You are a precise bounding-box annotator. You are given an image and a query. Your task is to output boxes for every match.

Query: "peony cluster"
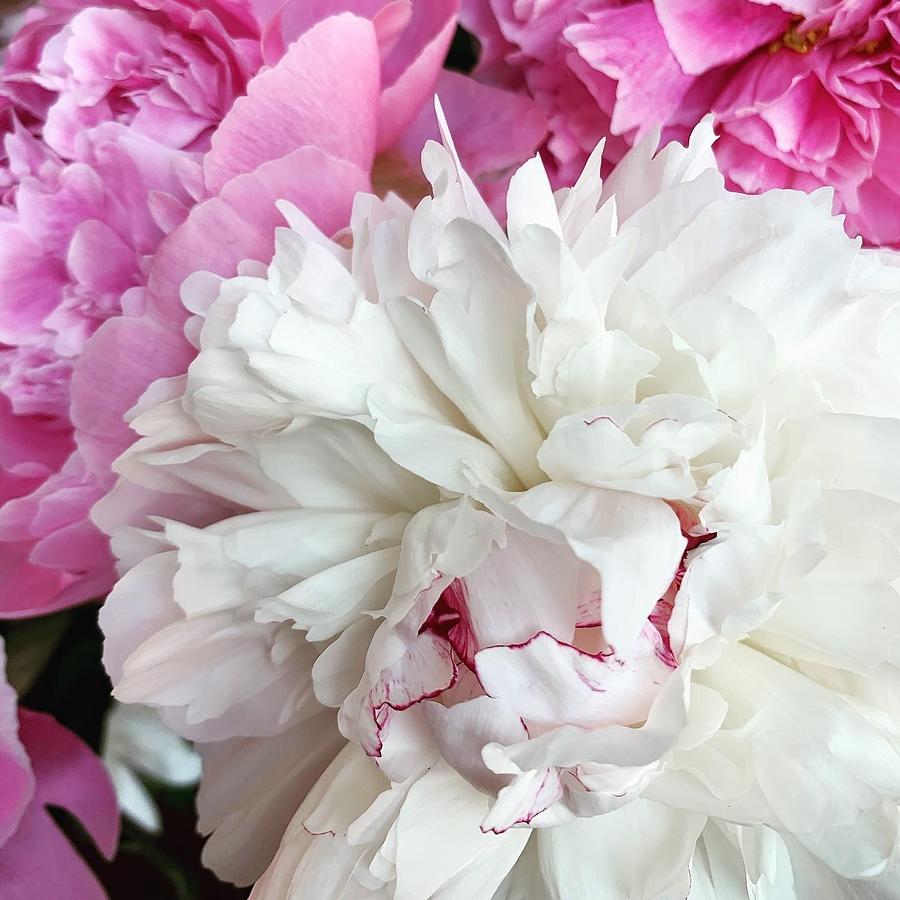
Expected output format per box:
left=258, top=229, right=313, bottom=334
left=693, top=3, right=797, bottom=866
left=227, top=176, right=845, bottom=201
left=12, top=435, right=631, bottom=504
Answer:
left=3, top=0, right=900, bottom=896
left=461, top=0, right=900, bottom=248
left=0, top=0, right=546, bottom=890
left=100, top=113, right=900, bottom=896
left=0, top=0, right=545, bottom=619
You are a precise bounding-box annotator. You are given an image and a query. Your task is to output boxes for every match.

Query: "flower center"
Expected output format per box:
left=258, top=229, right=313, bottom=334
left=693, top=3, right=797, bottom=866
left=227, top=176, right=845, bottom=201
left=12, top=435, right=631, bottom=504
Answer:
left=420, top=578, right=478, bottom=668
left=769, top=19, right=828, bottom=55
left=422, top=508, right=716, bottom=672
left=649, top=515, right=716, bottom=667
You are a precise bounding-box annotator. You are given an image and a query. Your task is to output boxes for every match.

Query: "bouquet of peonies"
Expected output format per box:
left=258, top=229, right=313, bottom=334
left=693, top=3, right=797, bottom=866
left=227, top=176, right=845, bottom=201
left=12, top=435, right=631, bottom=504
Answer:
left=1, top=1, right=900, bottom=897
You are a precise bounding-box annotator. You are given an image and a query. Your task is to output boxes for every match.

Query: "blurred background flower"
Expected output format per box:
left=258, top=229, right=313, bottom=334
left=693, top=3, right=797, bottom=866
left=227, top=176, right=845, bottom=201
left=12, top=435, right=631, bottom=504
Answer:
left=102, top=703, right=202, bottom=835
left=1, top=606, right=250, bottom=897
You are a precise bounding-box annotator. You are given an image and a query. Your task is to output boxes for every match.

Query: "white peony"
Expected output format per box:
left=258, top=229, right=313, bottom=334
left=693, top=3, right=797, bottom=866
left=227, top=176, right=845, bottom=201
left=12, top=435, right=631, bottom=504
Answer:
left=99, top=107, right=900, bottom=897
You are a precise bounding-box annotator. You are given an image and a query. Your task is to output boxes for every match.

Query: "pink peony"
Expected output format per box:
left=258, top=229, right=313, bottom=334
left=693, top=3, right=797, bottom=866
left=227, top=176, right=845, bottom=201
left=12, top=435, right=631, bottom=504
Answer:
left=0, top=639, right=119, bottom=897
left=0, top=0, right=263, bottom=616
left=462, top=0, right=900, bottom=247
left=0, top=0, right=546, bottom=617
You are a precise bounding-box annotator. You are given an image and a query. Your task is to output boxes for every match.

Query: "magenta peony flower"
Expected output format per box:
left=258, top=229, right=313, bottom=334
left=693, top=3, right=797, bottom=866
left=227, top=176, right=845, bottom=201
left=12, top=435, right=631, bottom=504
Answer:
left=0, top=640, right=119, bottom=898
left=0, top=0, right=547, bottom=617
left=462, top=0, right=900, bottom=247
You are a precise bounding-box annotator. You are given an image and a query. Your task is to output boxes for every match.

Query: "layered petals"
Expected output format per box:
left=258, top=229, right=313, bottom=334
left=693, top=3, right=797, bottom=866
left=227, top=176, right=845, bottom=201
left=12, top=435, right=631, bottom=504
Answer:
left=463, top=0, right=900, bottom=248
left=1, top=0, right=545, bottom=618
left=102, top=108, right=900, bottom=897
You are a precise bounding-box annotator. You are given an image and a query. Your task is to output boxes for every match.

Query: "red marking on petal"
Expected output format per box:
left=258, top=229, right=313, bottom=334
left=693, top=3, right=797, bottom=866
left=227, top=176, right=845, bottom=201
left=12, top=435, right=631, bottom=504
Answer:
left=420, top=578, right=479, bottom=668
left=576, top=589, right=602, bottom=628
left=480, top=769, right=563, bottom=834
left=650, top=505, right=717, bottom=667
left=583, top=414, right=619, bottom=427
left=365, top=632, right=459, bottom=759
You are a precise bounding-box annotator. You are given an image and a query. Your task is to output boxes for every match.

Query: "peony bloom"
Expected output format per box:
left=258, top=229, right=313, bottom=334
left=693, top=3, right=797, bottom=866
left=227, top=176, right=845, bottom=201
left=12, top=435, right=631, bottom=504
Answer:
left=461, top=0, right=900, bottom=248
left=0, top=0, right=546, bottom=617
left=100, top=112, right=900, bottom=896
left=0, top=0, right=263, bottom=615
left=0, top=639, right=119, bottom=897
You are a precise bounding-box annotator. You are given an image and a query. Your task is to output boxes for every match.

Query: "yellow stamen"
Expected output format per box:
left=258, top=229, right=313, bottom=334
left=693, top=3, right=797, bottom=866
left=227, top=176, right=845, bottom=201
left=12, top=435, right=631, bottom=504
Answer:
left=769, top=18, right=828, bottom=54
left=858, top=38, right=884, bottom=55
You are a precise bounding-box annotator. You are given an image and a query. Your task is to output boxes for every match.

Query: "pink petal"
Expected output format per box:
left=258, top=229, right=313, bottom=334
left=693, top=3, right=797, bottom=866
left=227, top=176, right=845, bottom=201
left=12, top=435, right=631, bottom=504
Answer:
left=152, top=146, right=369, bottom=322
left=850, top=174, right=900, bottom=247
left=71, top=316, right=193, bottom=479
left=376, top=0, right=457, bottom=150
left=395, top=70, right=547, bottom=208
left=0, top=395, right=70, bottom=475
left=30, top=519, right=110, bottom=572
left=19, top=711, right=119, bottom=857
left=0, top=227, right=66, bottom=345
left=566, top=4, right=698, bottom=139
left=0, top=807, right=106, bottom=900
left=372, top=0, right=414, bottom=56
left=716, top=130, right=800, bottom=194
left=204, top=14, right=380, bottom=194
left=0, top=546, right=77, bottom=620
left=0, top=711, right=118, bottom=900
left=654, top=0, right=791, bottom=75
left=14, top=163, right=106, bottom=254
left=259, top=0, right=387, bottom=62
left=459, top=0, right=519, bottom=78
left=72, top=146, right=368, bottom=478
left=66, top=219, right=140, bottom=294
left=714, top=48, right=815, bottom=118
left=870, top=106, right=900, bottom=196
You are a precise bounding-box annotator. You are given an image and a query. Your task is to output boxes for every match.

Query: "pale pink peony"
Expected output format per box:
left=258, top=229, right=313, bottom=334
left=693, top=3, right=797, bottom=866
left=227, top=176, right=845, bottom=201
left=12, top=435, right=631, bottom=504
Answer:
left=462, top=0, right=900, bottom=247
left=0, top=639, right=119, bottom=898
left=0, top=0, right=547, bottom=617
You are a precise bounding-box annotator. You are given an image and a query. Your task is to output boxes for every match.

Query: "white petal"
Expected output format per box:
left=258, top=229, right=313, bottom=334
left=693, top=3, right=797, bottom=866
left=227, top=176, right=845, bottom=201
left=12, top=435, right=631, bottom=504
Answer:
left=258, top=546, right=401, bottom=639
left=506, top=154, right=561, bottom=243
left=106, top=761, right=161, bottom=834
left=771, top=413, right=900, bottom=504
left=103, top=703, right=201, bottom=786
left=199, top=712, right=345, bottom=886
left=473, top=480, right=685, bottom=652
left=393, top=763, right=528, bottom=900
left=252, top=419, right=438, bottom=513
left=422, top=696, right=528, bottom=794
left=475, top=631, right=670, bottom=730
left=460, top=527, right=587, bottom=650
left=538, top=395, right=741, bottom=500
left=537, top=800, right=706, bottom=900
